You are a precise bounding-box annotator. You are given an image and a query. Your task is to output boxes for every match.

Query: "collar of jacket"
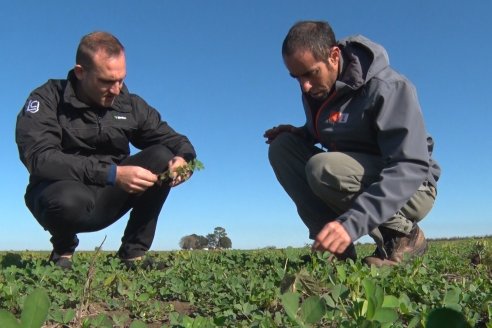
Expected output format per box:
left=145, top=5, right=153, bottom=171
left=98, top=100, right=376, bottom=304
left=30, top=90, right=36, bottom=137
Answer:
left=62, top=70, right=133, bottom=113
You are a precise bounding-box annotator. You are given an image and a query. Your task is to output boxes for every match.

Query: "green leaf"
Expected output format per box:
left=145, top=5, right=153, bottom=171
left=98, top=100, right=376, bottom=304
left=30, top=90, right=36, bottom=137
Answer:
left=89, top=314, right=112, bottom=328
left=62, top=309, right=76, bottom=324
left=299, top=295, right=325, bottom=324
left=103, top=273, right=116, bottom=287
left=324, top=294, right=336, bottom=308
left=50, top=308, right=75, bottom=325
left=443, top=287, right=462, bottom=311
left=362, top=278, right=375, bottom=297
left=372, top=307, right=398, bottom=323
left=280, top=292, right=300, bottom=321
left=330, top=283, right=348, bottom=301
left=137, top=292, right=150, bottom=302
left=20, top=288, right=50, bottom=328
left=426, top=308, right=471, bottom=328
left=0, top=310, right=21, bottom=328
left=382, top=295, right=399, bottom=308
left=398, top=293, right=412, bottom=314
left=407, top=315, right=421, bottom=328
left=129, top=320, right=148, bottom=328
left=362, top=279, right=376, bottom=319
left=336, top=264, right=347, bottom=283
left=284, top=247, right=299, bottom=262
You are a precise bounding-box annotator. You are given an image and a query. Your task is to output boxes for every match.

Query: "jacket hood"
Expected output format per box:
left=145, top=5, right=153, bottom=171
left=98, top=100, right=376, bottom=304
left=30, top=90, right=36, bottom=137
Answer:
left=336, top=35, right=390, bottom=92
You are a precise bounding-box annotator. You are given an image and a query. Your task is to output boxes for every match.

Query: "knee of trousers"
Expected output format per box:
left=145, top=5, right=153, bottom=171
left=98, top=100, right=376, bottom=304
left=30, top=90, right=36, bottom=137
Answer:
left=305, top=152, right=360, bottom=196
left=125, top=145, right=175, bottom=173
left=35, top=185, right=95, bottom=230
left=268, top=133, right=306, bottom=167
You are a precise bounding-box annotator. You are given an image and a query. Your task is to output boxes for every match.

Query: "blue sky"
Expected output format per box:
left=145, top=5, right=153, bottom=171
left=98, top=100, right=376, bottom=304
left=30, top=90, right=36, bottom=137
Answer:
left=1, top=1, right=491, bottom=251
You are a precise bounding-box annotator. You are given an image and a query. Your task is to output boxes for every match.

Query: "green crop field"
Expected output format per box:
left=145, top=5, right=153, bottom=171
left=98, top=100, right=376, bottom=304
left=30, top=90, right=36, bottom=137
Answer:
left=0, top=237, right=491, bottom=327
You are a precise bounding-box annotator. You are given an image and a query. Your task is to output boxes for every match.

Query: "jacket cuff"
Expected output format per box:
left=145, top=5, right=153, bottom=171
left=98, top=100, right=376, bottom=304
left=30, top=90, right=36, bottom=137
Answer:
left=106, top=164, right=117, bottom=185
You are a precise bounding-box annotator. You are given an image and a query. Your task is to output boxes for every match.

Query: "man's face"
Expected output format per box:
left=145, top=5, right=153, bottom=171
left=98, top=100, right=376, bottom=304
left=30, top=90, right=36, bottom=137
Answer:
left=283, top=48, right=339, bottom=100
left=74, top=50, right=127, bottom=108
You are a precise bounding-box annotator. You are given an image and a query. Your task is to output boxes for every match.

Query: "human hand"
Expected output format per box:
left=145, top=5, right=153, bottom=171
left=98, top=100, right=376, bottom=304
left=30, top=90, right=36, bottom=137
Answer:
left=312, top=221, right=352, bottom=255
left=166, top=156, right=190, bottom=187
left=116, top=165, right=158, bottom=194
left=263, top=124, right=303, bottom=144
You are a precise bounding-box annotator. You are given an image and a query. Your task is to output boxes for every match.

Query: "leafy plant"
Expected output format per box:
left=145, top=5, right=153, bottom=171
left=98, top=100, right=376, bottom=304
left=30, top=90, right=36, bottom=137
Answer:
left=158, top=158, right=204, bottom=183
left=0, top=237, right=491, bottom=327
left=0, top=288, right=50, bottom=328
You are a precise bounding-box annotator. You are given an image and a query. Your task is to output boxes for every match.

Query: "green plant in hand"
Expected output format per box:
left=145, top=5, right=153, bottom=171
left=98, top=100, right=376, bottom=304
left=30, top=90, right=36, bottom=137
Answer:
left=158, top=159, right=204, bottom=184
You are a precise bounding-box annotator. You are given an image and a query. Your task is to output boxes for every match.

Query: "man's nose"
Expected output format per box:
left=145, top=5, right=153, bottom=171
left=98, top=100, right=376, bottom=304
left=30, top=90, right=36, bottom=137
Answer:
left=300, top=79, right=312, bottom=93
left=109, top=81, right=122, bottom=95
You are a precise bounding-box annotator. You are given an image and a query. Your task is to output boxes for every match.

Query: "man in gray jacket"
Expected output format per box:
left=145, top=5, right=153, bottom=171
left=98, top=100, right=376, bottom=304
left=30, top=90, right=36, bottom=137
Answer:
left=16, top=31, right=196, bottom=269
left=264, top=21, right=440, bottom=266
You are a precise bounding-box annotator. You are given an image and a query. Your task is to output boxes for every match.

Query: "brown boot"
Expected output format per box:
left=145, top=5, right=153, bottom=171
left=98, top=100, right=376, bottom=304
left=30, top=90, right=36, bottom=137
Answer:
left=363, top=225, right=428, bottom=267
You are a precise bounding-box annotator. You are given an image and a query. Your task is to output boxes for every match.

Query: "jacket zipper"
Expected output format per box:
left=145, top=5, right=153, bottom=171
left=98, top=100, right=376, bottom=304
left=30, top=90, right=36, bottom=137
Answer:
left=312, top=91, right=337, bottom=140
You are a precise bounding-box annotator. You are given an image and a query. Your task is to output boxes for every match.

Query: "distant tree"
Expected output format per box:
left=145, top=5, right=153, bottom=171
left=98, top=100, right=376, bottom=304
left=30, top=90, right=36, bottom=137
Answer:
left=179, top=235, right=194, bottom=249
left=207, top=227, right=230, bottom=249
left=197, top=235, right=209, bottom=249
left=180, top=234, right=209, bottom=250
left=206, top=233, right=217, bottom=249
left=182, top=227, right=231, bottom=250
left=218, top=236, right=232, bottom=249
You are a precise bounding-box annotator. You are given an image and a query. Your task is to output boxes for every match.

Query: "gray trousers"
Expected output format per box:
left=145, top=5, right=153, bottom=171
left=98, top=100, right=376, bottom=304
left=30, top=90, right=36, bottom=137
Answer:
left=268, top=133, right=436, bottom=246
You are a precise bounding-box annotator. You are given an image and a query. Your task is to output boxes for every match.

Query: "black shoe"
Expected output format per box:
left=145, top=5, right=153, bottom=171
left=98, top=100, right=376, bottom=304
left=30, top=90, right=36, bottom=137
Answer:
left=48, top=251, right=73, bottom=269
left=119, top=256, right=143, bottom=270
left=119, top=255, right=153, bottom=270
left=119, top=255, right=168, bottom=270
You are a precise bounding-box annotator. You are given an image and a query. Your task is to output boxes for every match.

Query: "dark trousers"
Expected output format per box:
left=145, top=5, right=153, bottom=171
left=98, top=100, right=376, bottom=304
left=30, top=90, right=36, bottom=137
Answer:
left=25, top=145, right=174, bottom=259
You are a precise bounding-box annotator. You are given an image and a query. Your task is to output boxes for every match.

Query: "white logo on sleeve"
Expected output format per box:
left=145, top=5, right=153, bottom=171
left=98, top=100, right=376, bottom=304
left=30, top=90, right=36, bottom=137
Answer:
left=339, top=113, right=349, bottom=123
left=25, top=100, right=40, bottom=113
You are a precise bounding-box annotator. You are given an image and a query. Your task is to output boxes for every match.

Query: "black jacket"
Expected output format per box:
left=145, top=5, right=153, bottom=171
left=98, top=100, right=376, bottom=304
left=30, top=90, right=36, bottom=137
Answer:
left=16, top=70, right=196, bottom=191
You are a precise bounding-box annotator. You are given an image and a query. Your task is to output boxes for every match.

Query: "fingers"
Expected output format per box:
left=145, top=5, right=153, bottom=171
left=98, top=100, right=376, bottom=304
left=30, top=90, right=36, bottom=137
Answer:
left=312, top=221, right=351, bottom=255
left=168, top=173, right=189, bottom=187
left=168, top=156, right=186, bottom=171
left=264, top=124, right=300, bottom=144
left=166, top=156, right=192, bottom=187
left=116, top=165, right=158, bottom=194
left=264, top=125, right=290, bottom=143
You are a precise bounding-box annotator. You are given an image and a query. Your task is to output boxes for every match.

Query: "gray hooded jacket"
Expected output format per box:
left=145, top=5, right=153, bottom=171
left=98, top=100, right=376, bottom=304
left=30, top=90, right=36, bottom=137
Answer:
left=301, top=35, right=441, bottom=241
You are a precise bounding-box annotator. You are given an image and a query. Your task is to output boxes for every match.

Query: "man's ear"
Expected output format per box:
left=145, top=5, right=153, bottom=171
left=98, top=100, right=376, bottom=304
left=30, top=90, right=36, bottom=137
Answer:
left=74, top=64, right=84, bottom=80
left=328, top=46, right=340, bottom=65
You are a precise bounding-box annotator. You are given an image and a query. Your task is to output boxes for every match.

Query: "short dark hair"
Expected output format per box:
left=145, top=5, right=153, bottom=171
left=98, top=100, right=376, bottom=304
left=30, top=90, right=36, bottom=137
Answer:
left=282, top=21, right=336, bottom=61
left=76, top=31, right=125, bottom=69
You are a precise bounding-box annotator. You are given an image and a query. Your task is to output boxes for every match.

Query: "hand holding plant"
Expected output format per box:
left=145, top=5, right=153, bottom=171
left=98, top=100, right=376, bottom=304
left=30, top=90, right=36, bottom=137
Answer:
left=158, top=158, right=204, bottom=187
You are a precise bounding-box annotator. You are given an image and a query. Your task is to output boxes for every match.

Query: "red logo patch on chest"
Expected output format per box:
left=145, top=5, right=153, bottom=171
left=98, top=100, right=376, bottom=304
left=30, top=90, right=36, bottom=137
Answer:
left=328, top=111, right=349, bottom=123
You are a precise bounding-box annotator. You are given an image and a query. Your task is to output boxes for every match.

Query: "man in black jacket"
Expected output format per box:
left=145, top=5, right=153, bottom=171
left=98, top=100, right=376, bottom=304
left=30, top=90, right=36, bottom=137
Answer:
left=16, top=31, right=196, bottom=268
left=265, top=21, right=440, bottom=266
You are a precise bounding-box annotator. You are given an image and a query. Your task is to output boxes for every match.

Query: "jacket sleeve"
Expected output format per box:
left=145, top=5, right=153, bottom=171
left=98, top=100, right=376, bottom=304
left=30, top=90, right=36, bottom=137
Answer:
left=338, top=78, right=430, bottom=241
left=15, top=87, right=111, bottom=186
left=130, top=96, right=196, bottom=162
